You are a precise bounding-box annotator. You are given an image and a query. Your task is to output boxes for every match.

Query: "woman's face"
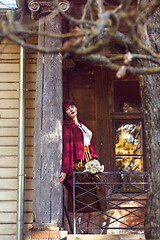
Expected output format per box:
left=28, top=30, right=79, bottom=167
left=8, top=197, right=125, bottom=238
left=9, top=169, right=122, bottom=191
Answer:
left=65, top=105, right=77, bottom=119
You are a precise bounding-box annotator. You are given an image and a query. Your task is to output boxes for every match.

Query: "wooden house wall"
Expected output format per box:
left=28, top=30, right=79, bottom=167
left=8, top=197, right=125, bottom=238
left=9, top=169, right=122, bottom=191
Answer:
left=63, top=62, right=96, bottom=141
left=63, top=63, right=113, bottom=171
left=0, top=39, right=36, bottom=239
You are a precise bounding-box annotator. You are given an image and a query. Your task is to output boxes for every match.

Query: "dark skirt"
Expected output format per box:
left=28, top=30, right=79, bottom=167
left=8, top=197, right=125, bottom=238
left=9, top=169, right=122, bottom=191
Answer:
left=67, top=148, right=107, bottom=213
left=67, top=173, right=107, bottom=213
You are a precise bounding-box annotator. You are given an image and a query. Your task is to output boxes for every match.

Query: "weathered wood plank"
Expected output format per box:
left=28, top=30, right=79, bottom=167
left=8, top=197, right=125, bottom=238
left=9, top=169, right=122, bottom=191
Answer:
left=0, top=110, right=18, bottom=119
left=0, top=100, right=18, bottom=108
left=0, top=201, right=32, bottom=212
left=0, top=201, right=17, bottom=212
left=26, top=73, right=37, bottom=82
left=67, top=235, right=145, bottom=240
left=0, top=179, right=17, bottom=189
left=25, top=168, right=33, bottom=178
left=0, top=91, right=19, bottom=99
left=24, top=201, right=33, bottom=212
left=33, top=15, right=63, bottom=226
left=0, top=236, right=16, bottom=240
left=95, top=67, right=112, bottom=170
left=0, top=119, right=18, bottom=127
left=26, top=91, right=35, bottom=99
left=24, top=190, right=33, bottom=201
left=26, top=64, right=37, bottom=73
left=26, top=83, right=36, bottom=91
left=0, top=147, right=18, bottom=156
left=0, top=212, right=33, bottom=223
left=0, top=128, right=18, bottom=137
left=25, top=119, right=34, bottom=127
left=24, top=179, right=33, bottom=190
left=0, top=83, right=35, bottom=92
left=0, top=157, right=18, bottom=167
left=26, top=100, right=35, bottom=109
left=25, top=128, right=34, bottom=137
left=24, top=157, right=33, bottom=167
left=1, top=40, right=19, bottom=52
left=25, top=147, right=34, bottom=156
left=25, top=137, right=34, bottom=146
left=0, top=137, right=18, bottom=145
left=0, top=73, right=19, bottom=82
left=0, top=190, right=17, bottom=200
left=0, top=156, right=33, bottom=167
left=0, top=146, right=33, bottom=157
left=0, top=53, right=19, bottom=60
left=0, top=64, right=19, bottom=73
left=0, top=127, right=34, bottom=137
left=0, top=83, right=19, bottom=90
left=0, top=168, right=17, bottom=178
left=26, top=109, right=35, bottom=118
left=0, top=224, right=16, bottom=234
left=0, top=179, right=33, bottom=190
left=67, top=235, right=118, bottom=240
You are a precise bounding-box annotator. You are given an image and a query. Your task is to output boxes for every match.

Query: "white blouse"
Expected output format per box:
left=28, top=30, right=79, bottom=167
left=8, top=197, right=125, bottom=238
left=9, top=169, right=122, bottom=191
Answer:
left=76, top=123, right=92, bottom=146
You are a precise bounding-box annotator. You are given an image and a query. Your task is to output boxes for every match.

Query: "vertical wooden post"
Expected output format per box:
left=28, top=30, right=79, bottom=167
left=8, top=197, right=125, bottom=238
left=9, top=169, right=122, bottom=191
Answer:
left=33, top=14, right=63, bottom=229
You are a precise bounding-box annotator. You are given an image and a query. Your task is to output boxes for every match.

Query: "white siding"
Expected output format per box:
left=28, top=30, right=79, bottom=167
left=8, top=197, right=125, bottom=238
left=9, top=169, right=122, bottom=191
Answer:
left=0, top=38, right=37, bottom=239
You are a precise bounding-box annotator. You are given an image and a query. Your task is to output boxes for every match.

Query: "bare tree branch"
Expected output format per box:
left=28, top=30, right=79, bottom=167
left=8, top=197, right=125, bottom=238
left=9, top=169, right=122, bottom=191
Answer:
left=0, top=0, right=160, bottom=76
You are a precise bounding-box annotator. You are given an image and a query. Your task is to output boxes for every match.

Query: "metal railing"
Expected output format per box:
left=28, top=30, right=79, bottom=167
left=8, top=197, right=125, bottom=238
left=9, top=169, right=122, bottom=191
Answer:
left=72, top=172, right=148, bottom=234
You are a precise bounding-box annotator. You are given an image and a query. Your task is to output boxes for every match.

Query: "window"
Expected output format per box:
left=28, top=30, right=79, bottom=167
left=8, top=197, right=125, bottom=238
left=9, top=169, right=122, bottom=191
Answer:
left=114, top=81, right=141, bottom=113
left=113, top=120, right=144, bottom=173
left=112, top=80, right=145, bottom=190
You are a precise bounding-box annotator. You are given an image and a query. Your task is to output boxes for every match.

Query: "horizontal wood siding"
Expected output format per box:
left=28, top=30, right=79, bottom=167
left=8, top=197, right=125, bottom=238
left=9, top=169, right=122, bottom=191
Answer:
left=0, top=39, right=37, bottom=238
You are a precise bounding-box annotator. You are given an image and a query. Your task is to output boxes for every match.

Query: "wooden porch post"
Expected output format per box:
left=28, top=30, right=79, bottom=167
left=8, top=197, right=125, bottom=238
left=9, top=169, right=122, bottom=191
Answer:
left=33, top=14, right=63, bottom=230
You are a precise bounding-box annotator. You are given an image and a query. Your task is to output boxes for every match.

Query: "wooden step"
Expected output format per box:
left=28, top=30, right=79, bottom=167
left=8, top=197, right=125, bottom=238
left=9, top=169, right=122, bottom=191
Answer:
left=67, top=234, right=145, bottom=240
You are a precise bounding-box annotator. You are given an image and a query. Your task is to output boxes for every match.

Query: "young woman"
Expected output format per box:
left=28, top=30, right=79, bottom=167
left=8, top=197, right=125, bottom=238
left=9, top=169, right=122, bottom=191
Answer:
left=59, top=100, right=98, bottom=189
left=59, top=100, right=100, bottom=233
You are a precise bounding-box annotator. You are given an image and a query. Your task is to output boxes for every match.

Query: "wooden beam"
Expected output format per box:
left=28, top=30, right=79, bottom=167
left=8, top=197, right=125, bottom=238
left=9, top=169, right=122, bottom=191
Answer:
left=33, top=14, right=63, bottom=228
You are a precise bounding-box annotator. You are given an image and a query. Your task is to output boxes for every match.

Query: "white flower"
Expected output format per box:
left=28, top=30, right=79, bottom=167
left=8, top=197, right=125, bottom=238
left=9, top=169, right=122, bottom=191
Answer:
left=90, top=168, right=97, bottom=174
left=85, top=165, right=91, bottom=172
left=84, top=160, right=104, bottom=174
left=93, top=160, right=100, bottom=169
left=89, top=161, right=95, bottom=168
left=99, top=165, right=104, bottom=172
left=85, top=162, right=90, bottom=168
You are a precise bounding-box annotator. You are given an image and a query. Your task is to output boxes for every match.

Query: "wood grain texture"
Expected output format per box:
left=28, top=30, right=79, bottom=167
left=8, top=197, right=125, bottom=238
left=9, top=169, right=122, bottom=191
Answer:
left=33, top=15, right=63, bottom=227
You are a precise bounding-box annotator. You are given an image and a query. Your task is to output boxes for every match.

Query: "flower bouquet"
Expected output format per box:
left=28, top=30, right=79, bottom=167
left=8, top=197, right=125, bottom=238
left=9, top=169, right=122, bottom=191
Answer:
left=84, top=159, right=104, bottom=174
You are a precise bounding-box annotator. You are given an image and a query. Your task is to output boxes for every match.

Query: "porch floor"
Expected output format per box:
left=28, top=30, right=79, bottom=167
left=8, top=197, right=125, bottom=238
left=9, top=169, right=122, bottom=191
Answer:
left=66, top=234, right=145, bottom=240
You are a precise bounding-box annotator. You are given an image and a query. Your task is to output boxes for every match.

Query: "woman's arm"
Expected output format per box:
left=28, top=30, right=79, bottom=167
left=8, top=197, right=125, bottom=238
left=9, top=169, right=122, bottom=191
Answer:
left=59, top=125, right=71, bottom=183
left=61, top=124, right=70, bottom=173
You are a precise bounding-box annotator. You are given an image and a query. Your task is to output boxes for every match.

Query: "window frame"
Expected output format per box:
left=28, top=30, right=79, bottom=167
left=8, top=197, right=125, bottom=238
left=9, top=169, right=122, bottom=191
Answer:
left=111, top=113, right=146, bottom=173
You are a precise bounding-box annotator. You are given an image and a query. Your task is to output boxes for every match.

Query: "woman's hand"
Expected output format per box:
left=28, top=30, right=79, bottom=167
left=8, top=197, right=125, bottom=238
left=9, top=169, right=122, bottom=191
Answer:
left=59, top=172, right=67, bottom=183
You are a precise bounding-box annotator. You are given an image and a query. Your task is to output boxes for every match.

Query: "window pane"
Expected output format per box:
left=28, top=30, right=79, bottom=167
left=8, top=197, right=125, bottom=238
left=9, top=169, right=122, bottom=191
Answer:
left=114, top=81, right=141, bottom=112
left=116, top=156, right=143, bottom=172
left=115, top=121, right=143, bottom=156
left=114, top=120, right=145, bottom=191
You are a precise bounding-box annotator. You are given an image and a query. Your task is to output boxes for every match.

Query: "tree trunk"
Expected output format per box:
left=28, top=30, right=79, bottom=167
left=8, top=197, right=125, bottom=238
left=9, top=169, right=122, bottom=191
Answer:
left=138, top=3, right=160, bottom=239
